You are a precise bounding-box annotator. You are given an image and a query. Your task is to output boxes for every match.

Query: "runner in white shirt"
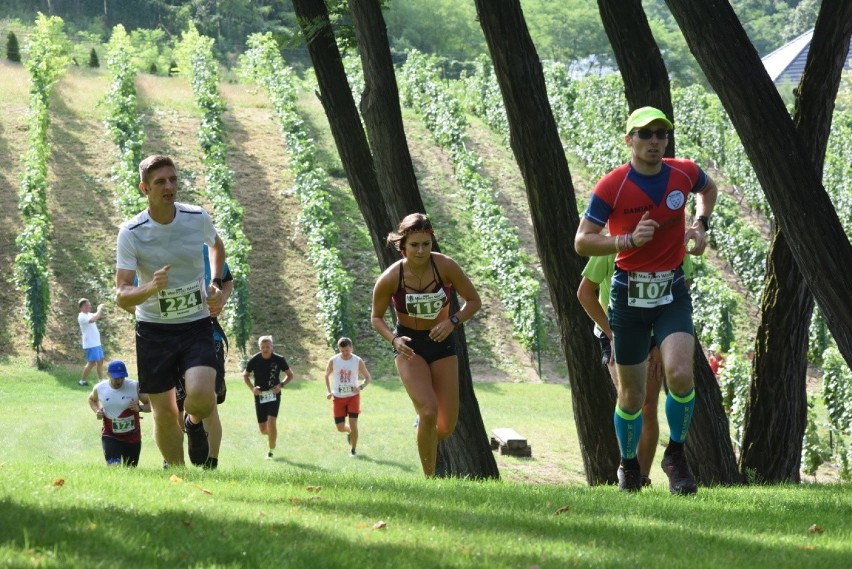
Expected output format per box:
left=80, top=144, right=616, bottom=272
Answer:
left=324, top=337, right=372, bottom=457
left=77, top=298, right=106, bottom=386
left=115, top=155, right=227, bottom=468
left=87, top=360, right=151, bottom=466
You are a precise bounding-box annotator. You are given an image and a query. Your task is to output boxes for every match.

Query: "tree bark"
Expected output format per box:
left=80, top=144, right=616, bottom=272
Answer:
left=475, top=0, right=620, bottom=485
left=740, top=1, right=852, bottom=483
left=664, top=0, right=852, bottom=371
left=347, top=0, right=423, bottom=220
left=346, top=0, right=498, bottom=479
left=688, top=339, right=741, bottom=483
left=292, top=0, right=396, bottom=269
left=596, top=0, right=675, bottom=158
left=597, top=0, right=739, bottom=486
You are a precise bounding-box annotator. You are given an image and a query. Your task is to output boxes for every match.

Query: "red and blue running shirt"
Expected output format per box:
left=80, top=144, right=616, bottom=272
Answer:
left=584, top=158, right=709, bottom=275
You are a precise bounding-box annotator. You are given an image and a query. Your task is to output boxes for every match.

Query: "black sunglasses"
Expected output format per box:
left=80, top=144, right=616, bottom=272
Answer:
left=631, top=128, right=671, bottom=140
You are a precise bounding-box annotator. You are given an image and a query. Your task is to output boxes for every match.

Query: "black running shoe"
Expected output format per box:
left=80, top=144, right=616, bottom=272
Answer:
left=618, top=465, right=643, bottom=492
left=184, top=413, right=209, bottom=466
left=661, top=451, right=698, bottom=495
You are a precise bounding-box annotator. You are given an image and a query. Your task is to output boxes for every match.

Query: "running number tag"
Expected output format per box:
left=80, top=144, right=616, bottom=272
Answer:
left=628, top=271, right=674, bottom=308
left=111, top=416, right=136, bottom=434
left=338, top=384, right=355, bottom=395
left=259, top=390, right=276, bottom=404
left=405, top=291, right=446, bottom=320
left=158, top=280, right=204, bottom=320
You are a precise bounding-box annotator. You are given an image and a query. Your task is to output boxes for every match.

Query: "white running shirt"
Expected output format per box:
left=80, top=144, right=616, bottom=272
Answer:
left=78, top=312, right=101, bottom=349
left=116, top=203, right=218, bottom=324
left=330, top=354, right=362, bottom=398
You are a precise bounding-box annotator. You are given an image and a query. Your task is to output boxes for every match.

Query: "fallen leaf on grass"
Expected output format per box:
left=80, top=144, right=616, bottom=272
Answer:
left=87, top=523, right=97, bottom=531
left=52, top=478, right=65, bottom=488
left=289, top=498, right=302, bottom=505
left=190, top=484, right=213, bottom=495
left=808, top=524, right=824, bottom=534
left=170, top=474, right=183, bottom=483
left=554, top=505, right=571, bottom=515
left=798, top=545, right=816, bottom=551
left=306, top=485, right=321, bottom=492
left=373, top=520, right=387, bottom=530
left=182, top=520, right=192, bottom=528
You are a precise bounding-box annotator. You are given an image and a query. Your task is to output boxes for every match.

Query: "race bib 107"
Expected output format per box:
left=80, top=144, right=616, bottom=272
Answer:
left=627, top=270, right=674, bottom=308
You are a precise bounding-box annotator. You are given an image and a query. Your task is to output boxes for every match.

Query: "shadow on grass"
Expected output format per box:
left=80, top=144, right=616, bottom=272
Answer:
left=1, top=473, right=849, bottom=568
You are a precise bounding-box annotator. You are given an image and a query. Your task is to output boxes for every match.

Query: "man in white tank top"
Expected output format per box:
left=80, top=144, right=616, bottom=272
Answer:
left=324, top=337, right=372, bottom=457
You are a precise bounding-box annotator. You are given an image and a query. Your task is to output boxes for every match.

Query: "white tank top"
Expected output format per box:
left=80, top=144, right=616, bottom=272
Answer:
left=96, top=379, right=139, bottom=420
left=330, top=354, right=361, bottom=398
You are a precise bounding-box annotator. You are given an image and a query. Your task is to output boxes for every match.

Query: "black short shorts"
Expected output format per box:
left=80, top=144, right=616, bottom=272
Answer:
left=255, top=395, right=281, bottom=423
left=136, top=318, right=217, bottom=395
left=393, top=324, right=457, bottom=364
left=102, top=437, right=141, bottom=467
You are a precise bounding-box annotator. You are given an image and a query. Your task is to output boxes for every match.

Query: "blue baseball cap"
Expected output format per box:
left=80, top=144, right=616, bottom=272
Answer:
left=107, top=360, right=128, bottom=378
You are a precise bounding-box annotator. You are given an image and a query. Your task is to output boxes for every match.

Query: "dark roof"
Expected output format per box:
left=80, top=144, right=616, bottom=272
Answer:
left=762, top=29, right=852, bottom=85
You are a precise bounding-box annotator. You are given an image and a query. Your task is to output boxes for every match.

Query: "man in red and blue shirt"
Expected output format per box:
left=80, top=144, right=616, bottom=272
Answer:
left=575, top=106, right=718, bottom=494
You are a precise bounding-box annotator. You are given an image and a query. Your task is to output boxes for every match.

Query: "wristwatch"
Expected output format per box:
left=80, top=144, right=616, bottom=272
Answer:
left=697, top=216, right=710, bottom=232
left=450, top=314, right=461, bottom=328
left=212, top=277, right=224, bottom=289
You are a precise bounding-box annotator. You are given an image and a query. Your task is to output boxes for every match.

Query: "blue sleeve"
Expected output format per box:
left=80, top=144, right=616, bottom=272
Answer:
left=692, top=168, right=709, bottom=193
left=583, top=194, right=612, bottom=227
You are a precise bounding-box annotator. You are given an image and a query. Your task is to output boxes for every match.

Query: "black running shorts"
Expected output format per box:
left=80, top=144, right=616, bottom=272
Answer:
left=102, top=437, right=141, bottom=467
left=136, top=318, right=217, bottom=394
left=393, top=324, right=457, bottom=364
left=255, top=394, right=281, bottom=423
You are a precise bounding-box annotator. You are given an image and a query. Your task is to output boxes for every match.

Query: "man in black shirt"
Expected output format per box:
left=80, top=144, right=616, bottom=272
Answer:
left=243, top=335, right=294, bottom=459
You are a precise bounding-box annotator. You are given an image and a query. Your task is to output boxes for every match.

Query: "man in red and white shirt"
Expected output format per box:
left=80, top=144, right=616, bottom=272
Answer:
left=88, top=360, right=150, bottom=466
left=324, top=337, right=372, bottom=457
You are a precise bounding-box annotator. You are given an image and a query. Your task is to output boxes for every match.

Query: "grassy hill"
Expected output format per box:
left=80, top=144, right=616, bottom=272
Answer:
left=0, top=61, right=575, bottom=382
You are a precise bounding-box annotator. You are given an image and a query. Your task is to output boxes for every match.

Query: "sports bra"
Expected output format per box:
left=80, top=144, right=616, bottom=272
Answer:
left=392, top=255, right=452, bottom=319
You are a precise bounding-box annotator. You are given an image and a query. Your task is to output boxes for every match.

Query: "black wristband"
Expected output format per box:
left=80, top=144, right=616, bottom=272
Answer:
left=697, top=216, right=710, bottom=232
left=212, top=277, right=224, bottom=288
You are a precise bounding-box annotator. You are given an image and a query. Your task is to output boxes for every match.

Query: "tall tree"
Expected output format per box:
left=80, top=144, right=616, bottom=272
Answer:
left=597, top=0, right=675, bottom=157
left=597, top=0, right=739, bottom=485
left=346, top=0, right=423, bottom=219
left=474, top=0, right=620, bottom=484
left=739, top=1, right=852, bottom=483
left=298, top=0, right=498, bottom=478
left=663, top=0, right=852, bottom=421
left=291, top=0, right=395, bottom=268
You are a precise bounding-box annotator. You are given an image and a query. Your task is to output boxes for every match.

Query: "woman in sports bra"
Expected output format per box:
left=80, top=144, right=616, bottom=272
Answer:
left=371, top=213, right=481, bottom=476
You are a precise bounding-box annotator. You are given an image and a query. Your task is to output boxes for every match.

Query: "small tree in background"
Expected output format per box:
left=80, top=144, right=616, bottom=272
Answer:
left=88, top=47, right=99, bottom=67
left=6, top=31, right=21, bottom=62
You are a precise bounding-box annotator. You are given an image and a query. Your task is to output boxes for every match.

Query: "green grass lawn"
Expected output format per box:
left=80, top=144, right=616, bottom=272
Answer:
left=1, top=361, right=850, bottom=568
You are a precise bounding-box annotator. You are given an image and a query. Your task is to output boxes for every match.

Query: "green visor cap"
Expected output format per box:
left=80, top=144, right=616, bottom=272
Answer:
left=625, top=106, right=674, bottom=135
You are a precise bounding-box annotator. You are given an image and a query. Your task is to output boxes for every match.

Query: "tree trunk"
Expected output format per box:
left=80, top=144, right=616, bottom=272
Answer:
left=475, top=0, right=620, bottom=485
left=596, top=0, right=675, bottom=158
left=347, top=0, right=423, bottom=219
left=346, top=0, right=499, bottom=479
left=292, top=0, right=396, bottom=269
left=740, top=1, right=852, bottom=483
left=664, top=0, right=852, bottom=371
left=598, top=0, right=739, bottom=485
left=688, top=339, right=741, bottom=483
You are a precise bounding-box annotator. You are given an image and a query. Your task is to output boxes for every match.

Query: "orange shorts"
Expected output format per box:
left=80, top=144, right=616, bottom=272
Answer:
left=333, top=393, right=361, bottom=421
